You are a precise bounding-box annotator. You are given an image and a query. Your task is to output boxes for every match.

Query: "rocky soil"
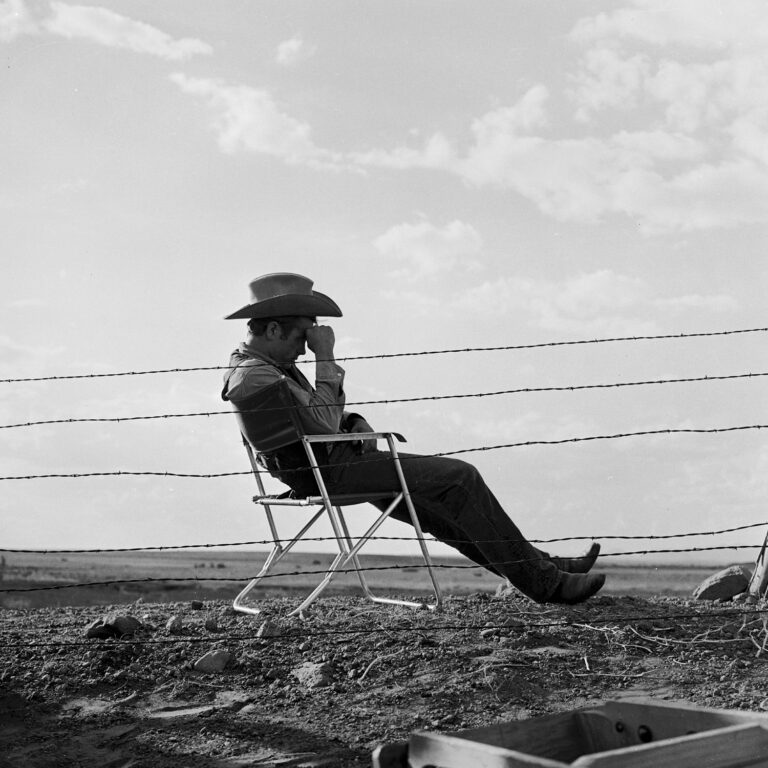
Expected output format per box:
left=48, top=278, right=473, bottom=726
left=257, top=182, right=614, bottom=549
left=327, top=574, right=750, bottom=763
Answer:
left=2, top=592, right=768, bottom=767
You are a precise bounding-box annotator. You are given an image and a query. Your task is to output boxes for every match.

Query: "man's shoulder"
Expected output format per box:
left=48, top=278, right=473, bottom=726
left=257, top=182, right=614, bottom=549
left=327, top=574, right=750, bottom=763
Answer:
left=224, top=348, right=284, bottom=401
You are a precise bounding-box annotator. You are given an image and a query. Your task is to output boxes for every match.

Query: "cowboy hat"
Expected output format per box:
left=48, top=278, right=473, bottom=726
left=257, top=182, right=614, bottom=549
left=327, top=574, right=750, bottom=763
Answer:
left=224, top=273, right=342, bottom=320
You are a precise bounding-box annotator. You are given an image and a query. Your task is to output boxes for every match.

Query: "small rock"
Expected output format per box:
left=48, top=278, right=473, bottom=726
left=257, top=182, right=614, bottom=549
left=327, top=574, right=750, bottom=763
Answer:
left=291, top=661, right=333, bottom=689
left=693, top=565, right=752, bottom=601
left=257, top=619, right=280, bottom=638
left=204, top=617, right=219, bottom=632
left=165, top=616, right=184, bottom=635
left=494, top=579, right=515, bottom=598
left=190, top=600, right=204, bottom=610
left=140, top=614, right=156, bottom=630
left=215, top=690, right=251, bottom=710
left=194, top=650, right=232, bottom=673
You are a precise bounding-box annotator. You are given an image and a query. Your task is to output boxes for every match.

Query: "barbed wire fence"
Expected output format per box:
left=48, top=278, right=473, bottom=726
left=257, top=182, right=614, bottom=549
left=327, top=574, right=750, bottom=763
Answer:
left=2, top=323, right=768, bottom=650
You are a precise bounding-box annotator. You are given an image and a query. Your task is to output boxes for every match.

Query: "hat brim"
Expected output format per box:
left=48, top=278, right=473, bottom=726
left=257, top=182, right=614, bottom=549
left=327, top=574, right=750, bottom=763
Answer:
left=224, top=290, right=342, bottom=320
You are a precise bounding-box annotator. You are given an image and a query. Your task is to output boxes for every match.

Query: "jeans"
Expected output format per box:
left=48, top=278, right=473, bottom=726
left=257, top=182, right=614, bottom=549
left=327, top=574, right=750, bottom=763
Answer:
left=279, top=442, right=561, bottom=603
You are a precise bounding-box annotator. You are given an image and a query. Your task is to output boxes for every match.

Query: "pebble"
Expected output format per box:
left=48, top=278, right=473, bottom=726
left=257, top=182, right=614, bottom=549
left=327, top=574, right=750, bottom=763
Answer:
left=204, top=617, right=219, bottom=632
left=166, top=616, right=184, bottom=635
left=191, top=600, right=204, bottom=610
left=83, top=613, right=142, bottom=639
left=291, top=661, right=333, bottom=689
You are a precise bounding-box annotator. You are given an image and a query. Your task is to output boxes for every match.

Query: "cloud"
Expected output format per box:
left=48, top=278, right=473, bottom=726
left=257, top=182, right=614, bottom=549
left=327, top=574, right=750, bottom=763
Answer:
left=169, top=73, right=347, bottom=170
left=45, top=2, right=211, bottom=59
left=0, top=0, right=36, bottom=41
left=89, top=0, right=765, bottom=234
left=349, top=3, right=768, bottom=233
left=0, top=0, right=211, bottom=59
left=453, top=269, right=736, bottom=334
left=275, top=34, right=316, bottom=66
left=373, top=219, right=483, bottom=280
left=569, top=0, right=768, bottom=49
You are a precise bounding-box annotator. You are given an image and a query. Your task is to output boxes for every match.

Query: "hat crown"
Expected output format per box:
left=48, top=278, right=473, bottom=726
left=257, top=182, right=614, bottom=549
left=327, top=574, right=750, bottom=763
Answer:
left=249, top=273, right=314, bottom=302
left=224, top=272, right=341, bottom=319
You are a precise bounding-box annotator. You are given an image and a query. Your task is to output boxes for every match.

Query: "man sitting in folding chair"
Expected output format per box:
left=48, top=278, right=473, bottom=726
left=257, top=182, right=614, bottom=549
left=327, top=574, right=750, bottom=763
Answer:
left=222, top=273, right=606, bottom=612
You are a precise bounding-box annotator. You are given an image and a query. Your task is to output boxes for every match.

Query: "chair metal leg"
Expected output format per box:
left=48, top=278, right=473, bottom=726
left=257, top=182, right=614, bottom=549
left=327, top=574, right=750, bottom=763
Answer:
left=290, top=493, right=442, bottom=616
left=386, top=435, right=443, bottom=611
left=232, top=505, right=326, bottom=616
left=335, top=505, right=440, bottom=610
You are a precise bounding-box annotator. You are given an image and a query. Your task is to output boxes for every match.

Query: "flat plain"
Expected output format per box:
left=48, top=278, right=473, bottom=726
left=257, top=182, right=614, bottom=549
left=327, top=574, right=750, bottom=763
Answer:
left=0, top=548, right=725, bottom=609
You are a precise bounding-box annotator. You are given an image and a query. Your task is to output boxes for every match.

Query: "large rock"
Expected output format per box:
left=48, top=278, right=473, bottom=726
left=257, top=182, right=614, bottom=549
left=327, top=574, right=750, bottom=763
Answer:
left=693, top=565, right=752, bottom=601
left=105, top=613, right=142, bottom=637
left=84, top=618, right=115, bottom=639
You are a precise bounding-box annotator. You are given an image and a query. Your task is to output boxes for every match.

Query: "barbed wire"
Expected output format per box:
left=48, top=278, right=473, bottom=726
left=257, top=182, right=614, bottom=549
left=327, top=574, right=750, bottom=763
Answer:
left=0, top=607, right=765, bottom=650
left=2, top=521, right=764, bottom=555
left=0, top=544, right=760, bottom=594
left=4, top=370, right=768, bottom=431
left=2, top=422, right=766, bottom=481
left=2, top=325, right=767, bottom=384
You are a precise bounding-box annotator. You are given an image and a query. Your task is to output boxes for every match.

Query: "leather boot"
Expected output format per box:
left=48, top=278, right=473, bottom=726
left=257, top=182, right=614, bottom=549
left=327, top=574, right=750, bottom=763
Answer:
left=550, top=542, right=600, bottom=574
left=549, top=572, right=605, bottom=604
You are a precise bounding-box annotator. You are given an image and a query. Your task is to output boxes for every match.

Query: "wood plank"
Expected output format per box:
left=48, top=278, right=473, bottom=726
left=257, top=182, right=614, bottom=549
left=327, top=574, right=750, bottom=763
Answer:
left=408, top=731, right=568, bottom=768
left=572, top=723, right=768, bottom=768
left=592, top=700, right=768, bottom=745
left=443, top=710, right=590, bottom=762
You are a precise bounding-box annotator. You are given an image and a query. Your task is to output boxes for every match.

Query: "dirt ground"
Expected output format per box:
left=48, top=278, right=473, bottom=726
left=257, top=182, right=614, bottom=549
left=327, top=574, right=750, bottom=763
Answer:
left=2, top=591, right=768, bottom=767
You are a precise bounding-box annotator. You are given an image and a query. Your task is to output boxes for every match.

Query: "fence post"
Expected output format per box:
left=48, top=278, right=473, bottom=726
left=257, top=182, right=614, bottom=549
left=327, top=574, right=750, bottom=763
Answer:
left=748, top=530, right=768, bottom=599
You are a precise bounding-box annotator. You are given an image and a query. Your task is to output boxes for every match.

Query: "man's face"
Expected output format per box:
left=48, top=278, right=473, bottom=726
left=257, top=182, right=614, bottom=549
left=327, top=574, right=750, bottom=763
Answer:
left=271, top=316, right=316, bottom=362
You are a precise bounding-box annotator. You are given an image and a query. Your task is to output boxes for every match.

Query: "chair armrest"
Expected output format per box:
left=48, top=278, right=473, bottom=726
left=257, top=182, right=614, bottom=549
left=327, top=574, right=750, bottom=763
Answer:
left=303, top=432, right=406, bottom=443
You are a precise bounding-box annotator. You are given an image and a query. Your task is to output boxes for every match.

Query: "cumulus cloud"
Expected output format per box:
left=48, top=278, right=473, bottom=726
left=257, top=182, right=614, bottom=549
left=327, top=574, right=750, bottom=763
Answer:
left=373, top=219, right=483, bottom=280
left=350, top=2, right=768, bottom=233
left=275, top=34, right=316, bottom=66
left=453, top=270, right=736, bottom=334
left=0, top=0, right=211, bottom=58
left=569, top=0, right=768, bottom=49
left=169, top=73, right=345, bottom=169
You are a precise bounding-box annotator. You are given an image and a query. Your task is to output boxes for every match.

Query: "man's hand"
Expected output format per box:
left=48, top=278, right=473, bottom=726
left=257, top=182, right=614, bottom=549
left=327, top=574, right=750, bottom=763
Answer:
left=347, top=417, right=377, bottom=453
left=305, top=325, right=335, bottom=358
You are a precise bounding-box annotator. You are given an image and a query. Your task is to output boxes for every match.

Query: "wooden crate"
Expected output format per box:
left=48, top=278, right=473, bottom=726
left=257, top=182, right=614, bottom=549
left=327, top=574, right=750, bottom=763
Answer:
left=372, top=700, right=768, bottom=767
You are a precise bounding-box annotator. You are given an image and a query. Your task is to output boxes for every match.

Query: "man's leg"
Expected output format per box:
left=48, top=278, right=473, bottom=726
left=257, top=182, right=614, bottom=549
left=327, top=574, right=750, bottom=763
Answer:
left=322, top=447, right=563, bottom=602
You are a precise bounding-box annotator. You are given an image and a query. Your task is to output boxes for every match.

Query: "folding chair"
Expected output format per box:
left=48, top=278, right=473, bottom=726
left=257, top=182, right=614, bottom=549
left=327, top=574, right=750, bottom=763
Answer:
left=229, top=377, right=442, bottom=617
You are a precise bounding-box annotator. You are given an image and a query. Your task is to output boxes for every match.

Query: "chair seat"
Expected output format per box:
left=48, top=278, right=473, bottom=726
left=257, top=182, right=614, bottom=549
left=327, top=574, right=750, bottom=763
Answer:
left=254, top=491, right=400, bottom=507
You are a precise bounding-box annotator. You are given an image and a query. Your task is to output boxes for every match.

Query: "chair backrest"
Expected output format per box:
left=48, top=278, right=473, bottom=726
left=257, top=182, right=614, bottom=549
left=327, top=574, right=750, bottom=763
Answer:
left=229, top=378, right=304, bottom=453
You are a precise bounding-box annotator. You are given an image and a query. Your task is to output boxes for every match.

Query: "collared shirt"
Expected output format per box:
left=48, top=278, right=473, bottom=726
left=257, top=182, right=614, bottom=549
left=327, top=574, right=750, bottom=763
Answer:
left=222, top=342, right=347, bottom=436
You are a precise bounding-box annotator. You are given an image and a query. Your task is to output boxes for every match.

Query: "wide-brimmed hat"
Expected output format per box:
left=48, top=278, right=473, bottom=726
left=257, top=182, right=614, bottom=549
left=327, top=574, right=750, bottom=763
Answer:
left=224, top=273, right=342, bottom=320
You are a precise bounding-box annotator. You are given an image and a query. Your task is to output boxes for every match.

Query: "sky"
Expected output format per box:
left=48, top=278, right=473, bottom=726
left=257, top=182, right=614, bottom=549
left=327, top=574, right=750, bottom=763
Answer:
left=2, top=0, right=768, bottom=572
